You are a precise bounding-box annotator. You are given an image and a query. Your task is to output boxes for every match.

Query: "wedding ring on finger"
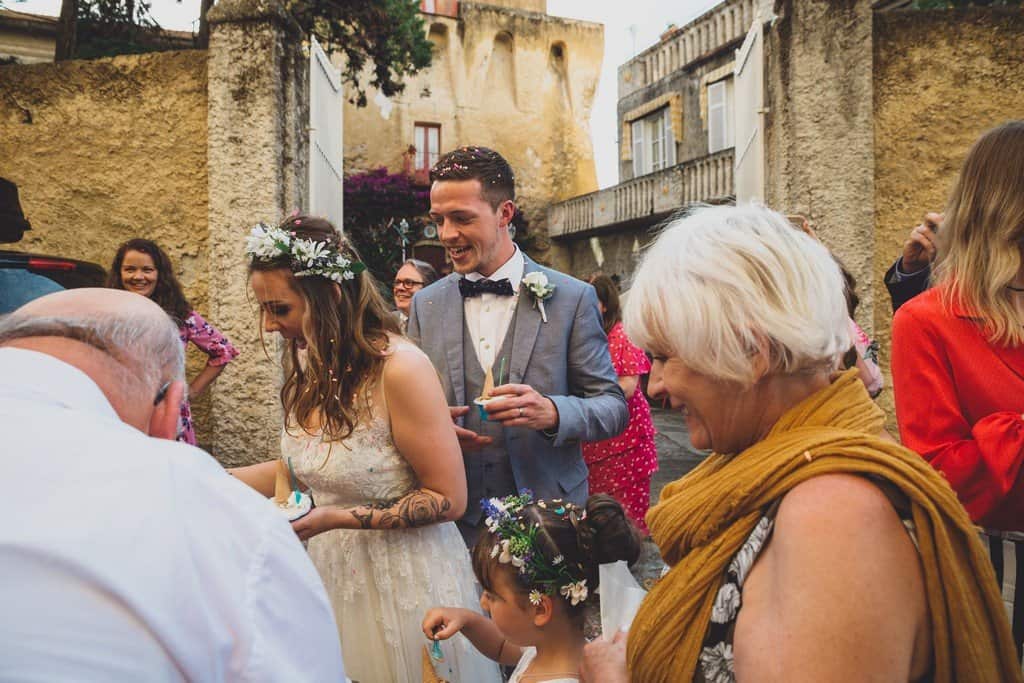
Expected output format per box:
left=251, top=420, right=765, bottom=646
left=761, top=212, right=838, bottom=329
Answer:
left=518, top=407, right=525, bottom=418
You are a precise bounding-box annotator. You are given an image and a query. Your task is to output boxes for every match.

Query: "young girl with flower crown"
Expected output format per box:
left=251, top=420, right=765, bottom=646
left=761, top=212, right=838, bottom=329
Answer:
left=423, top=493, right=641, bottom=682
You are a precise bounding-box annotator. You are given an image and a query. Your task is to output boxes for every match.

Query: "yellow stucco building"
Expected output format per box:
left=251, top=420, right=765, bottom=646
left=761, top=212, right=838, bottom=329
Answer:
left=341, top=0, right=604, bottom=262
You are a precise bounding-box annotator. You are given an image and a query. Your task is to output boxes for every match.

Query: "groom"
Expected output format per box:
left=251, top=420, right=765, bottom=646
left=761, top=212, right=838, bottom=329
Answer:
left=407, top=146, right=628, bottom=544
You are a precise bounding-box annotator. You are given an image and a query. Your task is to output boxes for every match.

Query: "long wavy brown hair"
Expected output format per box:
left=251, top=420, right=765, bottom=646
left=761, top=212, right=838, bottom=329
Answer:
left=106, top=238, right=192, bottom=324
left=249, top=215, right=401, bottom=441
left=934, top=121, right=1024, bottom=346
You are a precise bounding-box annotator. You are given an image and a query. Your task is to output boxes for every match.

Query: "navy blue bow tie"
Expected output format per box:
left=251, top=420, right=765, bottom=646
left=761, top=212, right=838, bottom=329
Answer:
left=458, top=277, right=515, bottom=298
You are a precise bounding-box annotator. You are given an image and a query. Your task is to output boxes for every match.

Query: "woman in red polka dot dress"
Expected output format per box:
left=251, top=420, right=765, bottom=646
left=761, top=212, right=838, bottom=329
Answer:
left=583, top=274, right=658, bottom=535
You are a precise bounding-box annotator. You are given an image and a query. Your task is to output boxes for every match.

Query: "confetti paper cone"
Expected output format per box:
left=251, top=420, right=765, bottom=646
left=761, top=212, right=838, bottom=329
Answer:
left=421, top=645, right=447, bottom=683
left=274, top=459, right=290, bottom=505
left=482, top=365, right=495, bottom=399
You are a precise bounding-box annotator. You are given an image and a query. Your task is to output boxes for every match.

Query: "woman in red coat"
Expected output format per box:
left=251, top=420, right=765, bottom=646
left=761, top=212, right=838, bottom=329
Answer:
left=583, top=274, right=658, bottom=535
left=891, top=120, right=1024, bottom=656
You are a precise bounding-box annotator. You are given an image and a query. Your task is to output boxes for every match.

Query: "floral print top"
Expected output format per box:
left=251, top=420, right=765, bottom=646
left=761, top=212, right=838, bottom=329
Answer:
left=583, top=322, right=656, bottom=461
left=180, top=311, right=239, bottom=367
left=695, top=479, right=919, bottom=683
left=176, top=311, right=239, bottom=445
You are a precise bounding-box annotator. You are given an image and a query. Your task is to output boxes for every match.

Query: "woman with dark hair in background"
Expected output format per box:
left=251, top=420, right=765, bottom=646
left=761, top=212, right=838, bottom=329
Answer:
left=107, top=238, right=238, bottom=444
left=892, top=121, right=1024, bottom=655
left=582, top=273, right=658, bottom=535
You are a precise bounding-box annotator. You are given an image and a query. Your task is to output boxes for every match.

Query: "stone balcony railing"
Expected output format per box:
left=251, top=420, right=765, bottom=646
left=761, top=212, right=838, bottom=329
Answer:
left=619, top=0, right=758, bottom=99
left=548, top=149, right=734, bottom=239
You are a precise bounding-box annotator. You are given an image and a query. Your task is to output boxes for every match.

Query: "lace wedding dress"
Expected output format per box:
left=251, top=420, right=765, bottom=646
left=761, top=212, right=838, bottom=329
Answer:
left=283, top=352, right=500, bottom=683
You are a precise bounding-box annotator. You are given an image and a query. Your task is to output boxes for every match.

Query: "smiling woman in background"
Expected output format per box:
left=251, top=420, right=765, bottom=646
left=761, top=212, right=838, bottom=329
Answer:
left=107, top=238, right=239, bottom=444
left=393, top=258, right=438, bottom=332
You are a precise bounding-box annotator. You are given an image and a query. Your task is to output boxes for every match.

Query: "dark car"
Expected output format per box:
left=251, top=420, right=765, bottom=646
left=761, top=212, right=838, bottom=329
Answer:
left=0, top=178, right=107, bottom=313
left=0, top=250, right=107, bottom=313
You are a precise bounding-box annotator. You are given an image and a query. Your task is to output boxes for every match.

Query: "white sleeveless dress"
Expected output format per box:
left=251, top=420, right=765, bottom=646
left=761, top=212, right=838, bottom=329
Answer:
left=282, top=352, right=500, bottom=683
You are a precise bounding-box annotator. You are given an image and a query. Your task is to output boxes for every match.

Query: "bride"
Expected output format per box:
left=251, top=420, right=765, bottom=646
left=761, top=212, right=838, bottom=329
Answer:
left=230, top=215, right=500, bottom=683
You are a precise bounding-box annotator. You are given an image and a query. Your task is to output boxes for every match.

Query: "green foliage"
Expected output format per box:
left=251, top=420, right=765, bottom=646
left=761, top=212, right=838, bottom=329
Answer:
left=342, top=168, right=430, bottom=286
left=286, top=0, right=433, bottom=107
left=54, top=0, right=432, bottom=108
left=73, top=0, right=168, bottom=60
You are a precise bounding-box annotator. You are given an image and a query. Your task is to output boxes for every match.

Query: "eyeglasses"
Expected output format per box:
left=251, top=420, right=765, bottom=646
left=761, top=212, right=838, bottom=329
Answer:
left=393, top=278, right=426, bottom=290
left=154, top=381, right=172, bottom=406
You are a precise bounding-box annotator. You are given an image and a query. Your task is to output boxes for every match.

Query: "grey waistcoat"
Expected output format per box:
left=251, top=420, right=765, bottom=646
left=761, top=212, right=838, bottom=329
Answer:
left=461, top=311, right=518, bottom=525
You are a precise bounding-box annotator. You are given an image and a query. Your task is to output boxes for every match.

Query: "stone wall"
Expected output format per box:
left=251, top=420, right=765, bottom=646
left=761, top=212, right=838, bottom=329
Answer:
left=205, top=0, right=309, bottom=466
left=872, top=7, right=1024, bottom=421
left=341, top=2, right=603, bottom=261
left=0, top=49, right=216, bottom=443
left=763, top=0, right=877, bottom=335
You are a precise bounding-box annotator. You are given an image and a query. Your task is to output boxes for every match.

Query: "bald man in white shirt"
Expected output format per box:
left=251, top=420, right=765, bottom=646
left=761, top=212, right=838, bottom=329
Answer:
left=0, top=289, right=346, bottom=682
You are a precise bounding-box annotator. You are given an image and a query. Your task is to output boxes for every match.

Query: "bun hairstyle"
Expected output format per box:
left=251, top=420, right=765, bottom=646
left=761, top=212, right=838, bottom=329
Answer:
left=472, top=493, right=641, bottom=614
left=247, top=214, right=401, bottom=441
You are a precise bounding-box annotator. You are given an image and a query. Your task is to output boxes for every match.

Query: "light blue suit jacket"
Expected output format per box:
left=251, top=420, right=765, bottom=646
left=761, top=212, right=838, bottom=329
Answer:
left=407, top=255, right=628, bottom=515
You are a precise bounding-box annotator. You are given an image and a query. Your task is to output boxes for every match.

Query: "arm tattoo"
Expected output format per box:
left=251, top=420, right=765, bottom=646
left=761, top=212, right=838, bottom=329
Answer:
left=395, top=490, right=452, bottom=528
left=345, top=490, right=452, bottom=530
left=350, top=508, right=375, bottom=529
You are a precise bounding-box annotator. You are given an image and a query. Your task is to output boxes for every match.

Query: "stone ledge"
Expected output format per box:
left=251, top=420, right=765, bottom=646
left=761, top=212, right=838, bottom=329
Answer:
left=207, top=0, right=302, bottom=37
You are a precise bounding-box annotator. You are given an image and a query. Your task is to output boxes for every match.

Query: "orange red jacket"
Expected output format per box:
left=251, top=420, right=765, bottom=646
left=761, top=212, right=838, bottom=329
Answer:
left=892, top=287, right=1024, bottom=531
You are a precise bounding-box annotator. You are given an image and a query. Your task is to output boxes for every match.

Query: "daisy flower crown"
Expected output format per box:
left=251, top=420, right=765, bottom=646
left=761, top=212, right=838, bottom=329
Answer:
left=245, top=221, right=366, bottom=283
left=481, top=491, right=589, bottom=607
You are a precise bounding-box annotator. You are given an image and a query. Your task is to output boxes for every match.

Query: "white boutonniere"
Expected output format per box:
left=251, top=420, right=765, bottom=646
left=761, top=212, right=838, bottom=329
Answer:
left=522, top=271, right=556, bottom=323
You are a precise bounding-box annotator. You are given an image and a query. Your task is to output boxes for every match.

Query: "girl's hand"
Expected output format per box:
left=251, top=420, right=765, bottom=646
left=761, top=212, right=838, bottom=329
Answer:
left=422, top=607, right=469, bottom=640
left=580, top=630, right=629, bottom=683
left=290, top=506, right=336, bottom=541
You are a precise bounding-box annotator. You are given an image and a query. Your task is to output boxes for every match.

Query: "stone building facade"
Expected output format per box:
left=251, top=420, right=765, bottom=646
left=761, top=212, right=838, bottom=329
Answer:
left=548, top=0, right=755, bottom=279
left=341, top=0, right=603, bottom=263
left=0, top=9, right=57, bottom=63
left=550, top=0, right=1024, bottom=426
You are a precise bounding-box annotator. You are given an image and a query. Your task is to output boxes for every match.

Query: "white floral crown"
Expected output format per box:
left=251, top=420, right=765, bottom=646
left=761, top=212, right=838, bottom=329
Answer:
left=245, top=221, right=366, bottom=283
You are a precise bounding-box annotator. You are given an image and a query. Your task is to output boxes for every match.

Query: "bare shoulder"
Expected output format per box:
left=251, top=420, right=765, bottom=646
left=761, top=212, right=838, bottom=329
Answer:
left=773, top=472, right=917, bottom=566
left=381, top=339, right=436, bottom=391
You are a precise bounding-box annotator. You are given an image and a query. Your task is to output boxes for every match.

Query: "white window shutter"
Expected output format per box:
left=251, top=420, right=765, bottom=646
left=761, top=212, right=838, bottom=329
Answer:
left=309, top=36, right=344, bottom=230
left=632, top=119, right=646, bottom=177
left=733, top=14, right=765, bottom=203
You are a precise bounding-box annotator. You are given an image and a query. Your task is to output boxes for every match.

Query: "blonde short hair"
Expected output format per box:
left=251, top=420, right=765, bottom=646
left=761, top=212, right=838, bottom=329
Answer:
left=624, top=204, right=850, bottom=386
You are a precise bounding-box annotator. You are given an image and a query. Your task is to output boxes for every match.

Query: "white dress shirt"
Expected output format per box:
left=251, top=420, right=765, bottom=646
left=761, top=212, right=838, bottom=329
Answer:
left=0, top=348, right=346, bottom=682
left=463, top=246, right=524, bottom=373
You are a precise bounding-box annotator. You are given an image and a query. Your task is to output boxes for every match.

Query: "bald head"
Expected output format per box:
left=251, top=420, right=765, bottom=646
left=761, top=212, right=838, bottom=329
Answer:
left=18, top=287, right=168, bottom=322
left=0, top=288, right=186, bottom=436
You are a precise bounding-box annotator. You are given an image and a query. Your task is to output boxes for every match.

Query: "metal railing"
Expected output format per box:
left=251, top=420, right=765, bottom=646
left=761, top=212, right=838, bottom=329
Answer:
left=548, top=149, right=734, bottom=238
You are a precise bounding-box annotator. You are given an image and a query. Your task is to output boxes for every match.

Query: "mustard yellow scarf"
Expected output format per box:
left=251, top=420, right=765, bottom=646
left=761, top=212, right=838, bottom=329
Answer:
left=627, top=370, right=1020, bottom=682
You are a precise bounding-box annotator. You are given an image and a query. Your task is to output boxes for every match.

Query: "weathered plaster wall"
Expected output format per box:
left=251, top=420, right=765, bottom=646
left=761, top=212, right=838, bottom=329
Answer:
left=764, top=0, right=876, bottom=334
left=0, top=50, right=218, bottom=444
left=872, top=8, right=1024, bottom=422
left=566, top=225, right=661, bottom=284
left=341, top=2, right=603, bottom=261
left=206, top=0, right=309, bottom=466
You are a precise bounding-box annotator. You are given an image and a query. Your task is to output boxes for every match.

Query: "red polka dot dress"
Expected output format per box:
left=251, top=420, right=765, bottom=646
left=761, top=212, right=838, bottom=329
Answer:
left=583, top=322, right=658, bottom=535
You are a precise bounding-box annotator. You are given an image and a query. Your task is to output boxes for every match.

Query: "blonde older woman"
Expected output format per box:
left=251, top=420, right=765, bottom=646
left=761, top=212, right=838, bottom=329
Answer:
left=580, top=205, right=1019, bottom=683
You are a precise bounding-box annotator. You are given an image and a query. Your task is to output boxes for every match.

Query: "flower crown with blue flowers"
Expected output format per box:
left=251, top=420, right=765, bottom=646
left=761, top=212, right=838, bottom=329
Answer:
left=481, top=491, right=589, bottom=606
left=245, top=221, right=366, bottom=283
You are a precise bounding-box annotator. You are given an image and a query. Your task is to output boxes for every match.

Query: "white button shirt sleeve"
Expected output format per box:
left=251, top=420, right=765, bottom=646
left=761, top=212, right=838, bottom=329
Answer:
left=243, top=515, right=347, bottom=682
